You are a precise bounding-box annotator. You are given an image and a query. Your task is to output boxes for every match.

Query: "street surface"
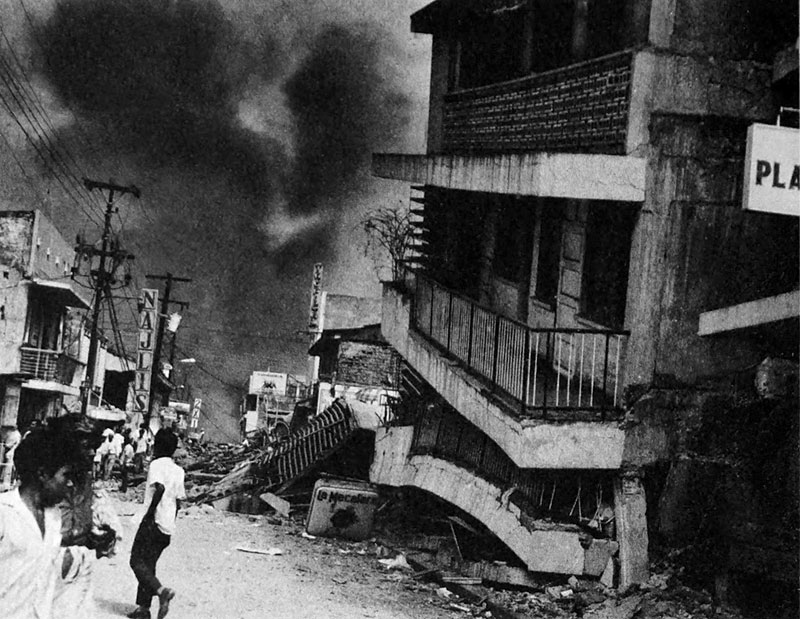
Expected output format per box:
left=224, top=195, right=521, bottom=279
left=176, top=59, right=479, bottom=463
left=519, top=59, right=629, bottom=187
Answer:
left=93, top=496, right=463, bottom=619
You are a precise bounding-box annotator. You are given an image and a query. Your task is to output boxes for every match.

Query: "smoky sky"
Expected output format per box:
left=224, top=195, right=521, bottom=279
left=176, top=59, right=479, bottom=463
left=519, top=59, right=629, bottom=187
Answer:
left=17, top=0, right=417, bottom=434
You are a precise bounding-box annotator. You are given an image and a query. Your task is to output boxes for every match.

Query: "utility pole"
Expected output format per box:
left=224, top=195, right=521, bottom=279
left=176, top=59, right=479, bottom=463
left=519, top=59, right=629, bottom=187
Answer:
left=79, top=178, right=139, bottom=416
left=145, top=273, right=191, bottom=422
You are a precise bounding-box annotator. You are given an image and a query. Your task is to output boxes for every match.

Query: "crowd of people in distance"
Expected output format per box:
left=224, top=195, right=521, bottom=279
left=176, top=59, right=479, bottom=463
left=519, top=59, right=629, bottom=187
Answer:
left=0, top=416, right=186, bottom=619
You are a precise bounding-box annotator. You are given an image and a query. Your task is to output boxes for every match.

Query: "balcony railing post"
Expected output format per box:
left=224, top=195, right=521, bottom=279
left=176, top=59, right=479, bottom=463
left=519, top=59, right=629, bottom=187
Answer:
left=491, top=314, right=501, bottom=390
left=467, top=303, right=475, bottom=367
left=521, top=329, right=531, bottom=416
left=542, top=333, right=551, bottom=421
left=414, top=273, right=421, bottom=329
left=454, top=423, right=464, bottom=462
left=446, top=292, right=453, bottom=352
left=601, top=332, right=611, bottom=421
left=429, top=282, right=435, bottom=337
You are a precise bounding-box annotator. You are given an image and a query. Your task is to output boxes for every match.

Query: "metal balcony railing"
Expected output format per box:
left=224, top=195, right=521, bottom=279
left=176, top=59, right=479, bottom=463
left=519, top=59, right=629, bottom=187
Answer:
left=412, top=274, right=628, bottom=419
left=19, top=347, right=80, bottom=384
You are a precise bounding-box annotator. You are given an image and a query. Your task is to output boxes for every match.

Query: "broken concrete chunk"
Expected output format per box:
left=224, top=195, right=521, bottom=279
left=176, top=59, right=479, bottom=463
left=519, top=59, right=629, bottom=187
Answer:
left=378, top=554, right=412, bottom=571
left=260, top=492, right=291, bottom=518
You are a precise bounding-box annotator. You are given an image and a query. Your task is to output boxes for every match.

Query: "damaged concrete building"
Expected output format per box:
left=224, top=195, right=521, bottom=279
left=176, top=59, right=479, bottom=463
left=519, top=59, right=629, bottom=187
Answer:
left=369, top=0, right=798, bottom=609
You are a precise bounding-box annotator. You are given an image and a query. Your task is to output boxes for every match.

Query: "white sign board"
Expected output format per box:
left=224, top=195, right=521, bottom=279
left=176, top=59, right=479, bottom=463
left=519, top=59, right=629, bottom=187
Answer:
left=134, top=288, right=158, bottom=412
left=248, top=371, right=287, bottom=395
left=743, top=123, right=800, bottom=216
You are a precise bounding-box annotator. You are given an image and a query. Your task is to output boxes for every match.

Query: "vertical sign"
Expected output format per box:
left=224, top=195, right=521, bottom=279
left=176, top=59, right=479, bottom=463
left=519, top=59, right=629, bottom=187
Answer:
left=134, top=288, right=158, bottom=413
left=190, top=398, right=202, bottom=429
left=307, top=263, right=324, bottom=383
left=307, top=262, right=324, bottom=333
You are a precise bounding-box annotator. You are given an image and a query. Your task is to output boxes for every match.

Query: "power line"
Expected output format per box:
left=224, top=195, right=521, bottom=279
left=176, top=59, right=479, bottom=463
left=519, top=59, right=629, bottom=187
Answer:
left=0, top=20, right=104, bottom=215
left=17, top=0, right=125, bottom=182
left=0, top=44, right=103, bottom=213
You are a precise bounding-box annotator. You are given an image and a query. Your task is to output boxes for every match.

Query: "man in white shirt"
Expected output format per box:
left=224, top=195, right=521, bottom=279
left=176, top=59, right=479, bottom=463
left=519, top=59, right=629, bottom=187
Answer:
left=106, top=427, right=124, bottom=481
left=134, top=425, right=152, bottom=473
left=128, top=429, right=185, bottom=619
left=0, top=428, right=85, bottom=619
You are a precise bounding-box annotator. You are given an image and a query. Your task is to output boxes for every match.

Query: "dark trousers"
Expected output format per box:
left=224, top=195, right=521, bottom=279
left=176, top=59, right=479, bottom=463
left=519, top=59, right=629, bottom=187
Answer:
left=130, top=517, right=171, bottom=607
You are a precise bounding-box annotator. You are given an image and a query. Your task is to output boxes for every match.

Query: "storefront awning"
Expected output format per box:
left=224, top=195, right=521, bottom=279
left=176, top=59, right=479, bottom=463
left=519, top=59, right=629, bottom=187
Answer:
left=86, top=406, right=126, bottom=422
left=31, top=278, right=90, bottom=309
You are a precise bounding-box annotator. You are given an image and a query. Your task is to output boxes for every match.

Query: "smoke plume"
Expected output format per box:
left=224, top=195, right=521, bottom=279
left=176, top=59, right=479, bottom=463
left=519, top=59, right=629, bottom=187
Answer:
left=10, top=0, right=419, bottom=437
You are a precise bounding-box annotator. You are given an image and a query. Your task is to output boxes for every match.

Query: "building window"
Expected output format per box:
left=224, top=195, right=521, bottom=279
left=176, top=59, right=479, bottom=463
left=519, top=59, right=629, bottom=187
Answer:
left=493, top=196, right=532, bottom=284
left=454, top=7, right=528, bottom=89
left=534, top=202, right=562, bottom=307
left=580, top=202, right=638, bottom=329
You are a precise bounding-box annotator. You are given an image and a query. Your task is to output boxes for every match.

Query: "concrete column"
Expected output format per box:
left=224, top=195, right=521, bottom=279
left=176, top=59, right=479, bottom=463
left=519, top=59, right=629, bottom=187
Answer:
left=521, top=0, right=534, bottom=74
left=478, top=201, right=499, bottom=306
left=625, top=0, right=652, bottom=46
left=571, top=0, right=589, bottom=62
left=1, top=381, right=21, bottom=427
left=613, top=469, right=650, bottom=588
left=427, top=35, right=451, bottom=154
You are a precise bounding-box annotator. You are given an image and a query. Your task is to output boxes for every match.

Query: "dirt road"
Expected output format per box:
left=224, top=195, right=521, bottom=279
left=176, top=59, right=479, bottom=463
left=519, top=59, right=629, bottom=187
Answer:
left=92, top=497, right=463, bottom=619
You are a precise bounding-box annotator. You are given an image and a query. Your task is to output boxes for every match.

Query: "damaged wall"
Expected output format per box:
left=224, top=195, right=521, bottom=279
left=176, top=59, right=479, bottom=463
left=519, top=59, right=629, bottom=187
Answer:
left=629, top=377, right=799, bottom=608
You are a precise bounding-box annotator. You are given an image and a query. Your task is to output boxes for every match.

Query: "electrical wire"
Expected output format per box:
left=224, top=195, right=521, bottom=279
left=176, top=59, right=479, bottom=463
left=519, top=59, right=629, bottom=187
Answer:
left=0, top=21, right=103, bottom=213
left=0, top=48, right=104, bottom=216
left=17, top=0, right=125, bottom=182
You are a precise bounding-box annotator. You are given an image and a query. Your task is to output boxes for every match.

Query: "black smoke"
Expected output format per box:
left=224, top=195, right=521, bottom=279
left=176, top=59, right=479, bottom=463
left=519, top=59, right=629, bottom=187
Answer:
left=29, top=0, right=412, bottom=435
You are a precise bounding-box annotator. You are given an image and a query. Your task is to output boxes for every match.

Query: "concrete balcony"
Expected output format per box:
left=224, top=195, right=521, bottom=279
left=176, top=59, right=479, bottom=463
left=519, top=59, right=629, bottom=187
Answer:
left=440, top=50, right=635, bottom=155
left=382, top=280, right=629, bottom=470
left=371, top=426, right=618, bottom=577
left=19, top=346, right=82, bottom=396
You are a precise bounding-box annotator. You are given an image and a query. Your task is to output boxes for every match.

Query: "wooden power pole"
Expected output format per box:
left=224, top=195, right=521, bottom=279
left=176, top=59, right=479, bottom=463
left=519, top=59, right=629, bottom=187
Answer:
left=79, top=178, right=139, bottom=416
left=145, top=272, right=192, bottom=423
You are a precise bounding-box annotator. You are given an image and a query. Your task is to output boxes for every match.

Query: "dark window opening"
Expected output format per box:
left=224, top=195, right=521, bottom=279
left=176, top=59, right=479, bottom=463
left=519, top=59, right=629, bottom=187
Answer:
left=534, top=202, right=563, bottom=307
left=455, top=8, right=528, bottom=89
left=494, top=197, right=533, bottom=284
left=424, top=189, right=484, bottom=299
left=581, top=202, right=638, bottom=329
left=587, top=0, right=627, bottom=57
left=529, top=0, right=573, bottom=73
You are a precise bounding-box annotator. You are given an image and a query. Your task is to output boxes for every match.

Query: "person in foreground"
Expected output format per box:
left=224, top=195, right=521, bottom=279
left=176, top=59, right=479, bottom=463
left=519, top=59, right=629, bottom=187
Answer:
left=128, top=428, right=186, bottom=619
left=0, top=427, right=85, bottom=618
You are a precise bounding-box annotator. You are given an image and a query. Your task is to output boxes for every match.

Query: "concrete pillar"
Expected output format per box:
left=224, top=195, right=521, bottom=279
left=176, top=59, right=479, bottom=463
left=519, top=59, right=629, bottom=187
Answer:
left=478, top=201, right=498, bottom=306
left=0, top=382, right=21, bottom=428
left=571, top=0, right=589, bottom=62
left=613, top=469, right=650, bottom=588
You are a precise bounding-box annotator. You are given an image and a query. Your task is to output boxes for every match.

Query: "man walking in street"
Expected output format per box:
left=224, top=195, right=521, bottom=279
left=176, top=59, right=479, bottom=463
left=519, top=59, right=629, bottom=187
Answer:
left=128, top=429, right=185, bottom=619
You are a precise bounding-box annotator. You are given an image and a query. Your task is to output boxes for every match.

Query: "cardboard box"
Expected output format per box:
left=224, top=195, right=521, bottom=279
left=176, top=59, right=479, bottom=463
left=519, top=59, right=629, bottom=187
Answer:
left=305, top=477, right=379, bottom=541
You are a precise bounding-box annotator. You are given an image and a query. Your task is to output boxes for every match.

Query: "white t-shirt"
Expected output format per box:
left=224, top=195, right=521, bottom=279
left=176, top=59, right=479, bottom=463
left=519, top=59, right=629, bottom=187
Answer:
left=143, top=457, right=186, bottom=536
left=134, top=432, right=149, bottom=455
left=110, top=433, right=124, bottom=457
left=0, top=490, right=62, bottom=619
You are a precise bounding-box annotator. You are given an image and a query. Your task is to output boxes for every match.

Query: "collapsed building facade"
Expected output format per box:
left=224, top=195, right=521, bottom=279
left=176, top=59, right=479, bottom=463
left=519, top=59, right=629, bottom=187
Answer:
left=368, top=0, right=798, bottom=607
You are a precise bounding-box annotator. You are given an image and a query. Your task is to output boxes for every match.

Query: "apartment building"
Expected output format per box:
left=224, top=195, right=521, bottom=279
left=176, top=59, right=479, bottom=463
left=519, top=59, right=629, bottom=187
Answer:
left=369, top=0, right=798, bottom=604
left=0, top=210, right=89, bottom=433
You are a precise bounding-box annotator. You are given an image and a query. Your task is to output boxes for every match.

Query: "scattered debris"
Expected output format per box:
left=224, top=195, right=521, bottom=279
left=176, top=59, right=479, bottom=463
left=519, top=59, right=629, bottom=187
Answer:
left=236, top=546, right=284, bottom=556
left=378, top=554, right=412, bottom=571
left=260, top=492, right=291, bottom=518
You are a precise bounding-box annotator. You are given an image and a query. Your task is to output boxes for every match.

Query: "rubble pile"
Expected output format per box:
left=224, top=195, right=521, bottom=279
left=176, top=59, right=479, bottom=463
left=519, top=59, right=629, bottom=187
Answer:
left=180, top=440, right=258, bottom=475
